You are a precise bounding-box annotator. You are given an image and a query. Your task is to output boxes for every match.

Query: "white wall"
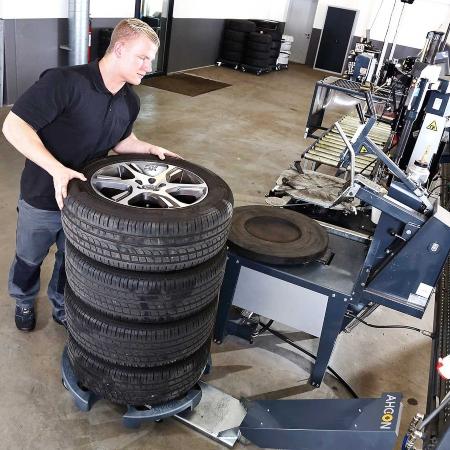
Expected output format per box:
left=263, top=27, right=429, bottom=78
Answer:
left=0, top=0, right=135, bottom=19
left=173, top=0, right=291, bottom=21
left=313, top=0, right=450, bottom=49
left=90, top=0, right=135, bottom=18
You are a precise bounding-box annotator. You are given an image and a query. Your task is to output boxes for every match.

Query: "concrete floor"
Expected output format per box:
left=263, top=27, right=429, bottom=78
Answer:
left=0, top=63, right=433, bottom=449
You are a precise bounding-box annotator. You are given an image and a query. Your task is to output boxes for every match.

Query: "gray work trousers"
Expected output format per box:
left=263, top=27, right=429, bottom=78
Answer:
left=8, top=198, right=66, bottom=320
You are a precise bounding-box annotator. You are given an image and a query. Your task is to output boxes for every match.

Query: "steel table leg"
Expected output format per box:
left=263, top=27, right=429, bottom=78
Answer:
left=309, top=295, right=349, bottom=387
left=214, top=254, right=241, bottom=343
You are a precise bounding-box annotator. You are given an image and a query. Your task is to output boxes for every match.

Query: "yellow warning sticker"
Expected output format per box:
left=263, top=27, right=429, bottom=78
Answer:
left=360, top=145, right=368, bottom=153
left=427, top=120, right=438, bottom=131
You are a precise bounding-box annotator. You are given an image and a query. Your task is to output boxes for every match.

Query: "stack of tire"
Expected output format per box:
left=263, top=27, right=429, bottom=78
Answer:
left=268, top=32, right=282, bottom=68
left=218, top=19, right=256, bottom=64
left=243, top=32, right=273, bottom=69
left=61, top=154, right=234, bottom=407
left=245, top=20, right=283, bottom=70
left=277, top=35, right=294, bottom=67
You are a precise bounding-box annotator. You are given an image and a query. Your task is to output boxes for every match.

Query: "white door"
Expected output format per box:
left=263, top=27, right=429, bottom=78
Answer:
left=284, top=0, right=319, bottom=64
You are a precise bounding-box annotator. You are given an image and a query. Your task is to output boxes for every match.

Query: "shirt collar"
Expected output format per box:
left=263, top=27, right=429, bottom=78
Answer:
left=89, top=59, right=126, bottom=96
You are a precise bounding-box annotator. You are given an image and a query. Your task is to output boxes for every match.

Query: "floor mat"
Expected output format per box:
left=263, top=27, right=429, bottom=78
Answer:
left=141, top=73, right=231, bottom=96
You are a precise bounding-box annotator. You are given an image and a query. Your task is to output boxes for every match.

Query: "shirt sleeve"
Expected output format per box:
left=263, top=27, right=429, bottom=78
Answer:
left=11, top=68, right=72, bottom=131
left=120, top=90, right=141, bottom=141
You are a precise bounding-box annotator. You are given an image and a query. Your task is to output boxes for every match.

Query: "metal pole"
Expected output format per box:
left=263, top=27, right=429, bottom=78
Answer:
left=388, top=2, right=406, bottom=60
left=68, top=0, right=90, bottom=66
left=374, top=0, right=398, bottom=84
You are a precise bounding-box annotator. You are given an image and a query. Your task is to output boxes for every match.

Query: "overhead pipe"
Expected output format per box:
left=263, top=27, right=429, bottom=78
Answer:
left=68, top=0, right=90, bottom=66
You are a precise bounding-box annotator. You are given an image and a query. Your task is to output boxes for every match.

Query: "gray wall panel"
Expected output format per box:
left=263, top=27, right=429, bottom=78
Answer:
left=167, top=18, right=225, bottom=73
left=4, top=19, right=68, bottom=104
left=14, top=19, right=67, bottom=102
left=4, top=18, right=126, bottom=104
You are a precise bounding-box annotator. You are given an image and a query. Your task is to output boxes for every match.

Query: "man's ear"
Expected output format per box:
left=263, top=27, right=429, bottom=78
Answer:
left=113, top=41, right=124, bottom=58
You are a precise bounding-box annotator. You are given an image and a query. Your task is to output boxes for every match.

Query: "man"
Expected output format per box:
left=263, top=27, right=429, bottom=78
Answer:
left=3, top=18, right=179, bottom=331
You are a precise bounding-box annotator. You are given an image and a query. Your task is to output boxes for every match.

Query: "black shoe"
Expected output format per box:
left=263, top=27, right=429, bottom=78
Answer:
left=15, top=306, right=36, bottom=332
left=52, top=314, right=67, bottom=328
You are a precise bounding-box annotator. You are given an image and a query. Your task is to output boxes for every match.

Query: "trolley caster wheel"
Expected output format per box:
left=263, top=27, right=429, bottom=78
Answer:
left=241, top=67, right=246, bottom=72
left=217, top=61, right=222, bottom=67
left=256, top=71, right=262, bottom=76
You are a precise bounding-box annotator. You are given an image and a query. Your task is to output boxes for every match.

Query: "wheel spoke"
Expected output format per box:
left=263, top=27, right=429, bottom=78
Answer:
left=91, top=175, right=133, bottom=191
left=115, top=190, right=137, bottom=205
left=120, top=162, right=146, bottom=179
left=166, top=182, right=208, bottom=190
left=157, top=193, right=189, bottom=208
left=153, top=165, right=179, bottom=183
left=163, top=182, right=208, bottom=201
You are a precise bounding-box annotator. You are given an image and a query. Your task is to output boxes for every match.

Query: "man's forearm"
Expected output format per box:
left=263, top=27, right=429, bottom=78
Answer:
left=2, top=111, right=64, bottom=176
left=3, top=111, right=86, bottom=209
left=114, top=132, right=181, bottom=160
left=113, top=133, right=154, bottom=154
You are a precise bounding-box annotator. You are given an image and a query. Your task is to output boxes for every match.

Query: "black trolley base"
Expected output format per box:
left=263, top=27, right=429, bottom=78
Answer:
left=61, top=345, right=403, bottom=449
left=61, top=346, right=203, bottom=429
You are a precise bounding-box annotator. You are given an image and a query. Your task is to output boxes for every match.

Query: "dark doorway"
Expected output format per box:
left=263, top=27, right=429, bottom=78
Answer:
left=135, top=0, right=174, bottom=77
left=314, top=6, right=358, bottom=74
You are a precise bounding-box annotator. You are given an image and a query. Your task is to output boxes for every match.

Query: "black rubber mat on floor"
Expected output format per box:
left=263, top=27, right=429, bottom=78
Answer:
left=141, top=73, right=231, bottom=96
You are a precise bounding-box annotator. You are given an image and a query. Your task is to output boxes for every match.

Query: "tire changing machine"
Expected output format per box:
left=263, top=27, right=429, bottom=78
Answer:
left=212, top=108, right=449, bottom=448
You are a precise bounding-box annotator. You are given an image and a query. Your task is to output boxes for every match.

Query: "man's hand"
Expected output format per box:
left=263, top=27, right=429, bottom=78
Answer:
left=51, top=165, right=87, bottom=210
left=149, top=145, right=182, bottom=160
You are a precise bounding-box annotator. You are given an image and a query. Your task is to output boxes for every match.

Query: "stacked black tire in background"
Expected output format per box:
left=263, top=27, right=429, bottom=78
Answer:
left=218, top=19, right=286, bottom=73
left=249, top=20, right=283, bottom=70
left=219, top=19, right=256, bottom=64
left=243, top=32, right=272, bottom=69
left=268, top=32, right=283, bottom=68
left=62, top=155, right=234, bottom=406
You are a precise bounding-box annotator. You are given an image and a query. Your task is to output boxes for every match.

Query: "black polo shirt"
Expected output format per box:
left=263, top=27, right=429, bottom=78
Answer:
left=12, top=60, right=140, bottom=210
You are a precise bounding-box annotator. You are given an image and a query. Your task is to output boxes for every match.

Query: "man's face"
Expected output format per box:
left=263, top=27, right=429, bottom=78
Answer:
left=116, top=34, right=158, bottom=85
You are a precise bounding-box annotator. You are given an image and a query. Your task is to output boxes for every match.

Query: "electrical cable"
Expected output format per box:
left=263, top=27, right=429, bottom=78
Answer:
left=383, top=0, right=398, bottom=45
left=253, top=319, right=273, bottom=336
left=358, top=157, right=377, bottom=174
left=255, top=321, right=359, bottom=399
left=428, top=183, right=450, bottom=197
left=345, top=313, right=434, bottom=338
left=358, top=139, right=397, bottom=174
left=369, top=0, right=385, bottom=31
left=388, top=2, right=406, bottom=59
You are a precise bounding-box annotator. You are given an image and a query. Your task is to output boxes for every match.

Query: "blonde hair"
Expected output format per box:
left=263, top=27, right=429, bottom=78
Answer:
left=106, top=18, right=160, bottom=53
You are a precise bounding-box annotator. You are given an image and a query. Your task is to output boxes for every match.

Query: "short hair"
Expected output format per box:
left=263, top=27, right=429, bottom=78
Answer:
left=106, top=18, right=160, bottom=53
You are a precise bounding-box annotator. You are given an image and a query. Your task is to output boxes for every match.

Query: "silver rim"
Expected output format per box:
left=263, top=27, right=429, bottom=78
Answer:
left=90, top=161, right=208, bottom=209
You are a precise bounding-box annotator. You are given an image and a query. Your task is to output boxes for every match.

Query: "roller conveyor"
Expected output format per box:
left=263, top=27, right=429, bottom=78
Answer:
left=303, top=115, right=391, bottom=175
